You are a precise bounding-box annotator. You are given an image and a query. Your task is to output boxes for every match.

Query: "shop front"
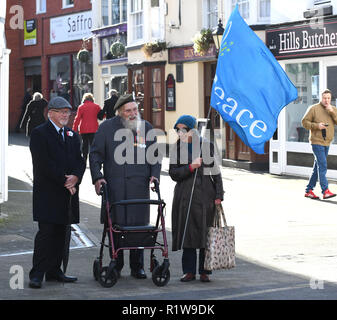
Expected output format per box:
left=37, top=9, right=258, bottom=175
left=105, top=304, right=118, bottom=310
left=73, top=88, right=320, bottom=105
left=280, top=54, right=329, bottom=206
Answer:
left=267, top=17, right=337, bottom=179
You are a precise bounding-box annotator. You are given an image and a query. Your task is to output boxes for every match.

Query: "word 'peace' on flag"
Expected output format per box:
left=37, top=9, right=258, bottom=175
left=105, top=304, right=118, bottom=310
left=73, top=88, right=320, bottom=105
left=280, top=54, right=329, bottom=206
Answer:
left=210, top=5, right=298, bottom=154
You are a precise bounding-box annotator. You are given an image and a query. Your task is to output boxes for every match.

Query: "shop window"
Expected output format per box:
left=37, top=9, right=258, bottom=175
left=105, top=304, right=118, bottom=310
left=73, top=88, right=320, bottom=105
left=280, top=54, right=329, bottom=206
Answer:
left=132, top=69, right=145, bottom=117
left=36, top=0, right=46, bottom=14
left=101, top=33, right=127, bottom=61
left=111, top=76, right=128, bottom=96
left=285, top=62, right=319, bottom=143
left=151, top=68, right=163, bottom=128
left=130, top=0, right=144, bottom=42
left=232, top=0, right=249, bottom=19
left=49, top=55, right=71, bottom=103
left=72, top=53, right=93, bottom=109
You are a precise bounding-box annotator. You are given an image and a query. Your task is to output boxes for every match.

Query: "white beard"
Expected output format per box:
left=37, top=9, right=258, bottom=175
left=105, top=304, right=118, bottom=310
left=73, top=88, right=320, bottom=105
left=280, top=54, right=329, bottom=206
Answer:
left=121, top=113, right=142, bottom=131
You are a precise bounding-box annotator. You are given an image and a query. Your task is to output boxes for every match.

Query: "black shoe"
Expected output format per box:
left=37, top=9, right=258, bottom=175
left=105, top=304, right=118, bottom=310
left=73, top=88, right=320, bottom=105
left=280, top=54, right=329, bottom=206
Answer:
left=29, top=278, right=42, bottom=289
left=180, top=273, right=196, bottom=282
left=45, top=273, right=78, bottom=283
left=131, top=268, right=147, bottom=279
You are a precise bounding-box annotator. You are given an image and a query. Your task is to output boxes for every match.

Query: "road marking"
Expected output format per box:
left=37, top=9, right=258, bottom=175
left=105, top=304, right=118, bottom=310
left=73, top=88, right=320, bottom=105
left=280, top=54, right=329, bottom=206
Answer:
left=208, top=284, right=309, bottom=300
left=0, top=224, right=95, bottom=258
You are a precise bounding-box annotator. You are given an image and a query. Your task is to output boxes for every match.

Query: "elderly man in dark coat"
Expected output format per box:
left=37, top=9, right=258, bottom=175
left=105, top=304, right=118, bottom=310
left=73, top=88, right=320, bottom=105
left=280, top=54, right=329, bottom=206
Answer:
left=98, top=89, right=119, bottom=120
left=28, top=96, right=86, bottom=289
left=90, top=94, right=161, bottom=279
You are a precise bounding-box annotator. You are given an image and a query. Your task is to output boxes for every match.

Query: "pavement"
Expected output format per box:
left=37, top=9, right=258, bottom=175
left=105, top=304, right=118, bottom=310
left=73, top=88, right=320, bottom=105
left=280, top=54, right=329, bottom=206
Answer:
left=1, top=133, right=337, bottom=302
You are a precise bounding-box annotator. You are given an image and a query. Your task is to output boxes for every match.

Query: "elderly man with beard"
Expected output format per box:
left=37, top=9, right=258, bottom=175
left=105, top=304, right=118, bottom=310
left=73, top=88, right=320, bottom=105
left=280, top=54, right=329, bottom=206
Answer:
left=89, top=94, right=161, bottom=279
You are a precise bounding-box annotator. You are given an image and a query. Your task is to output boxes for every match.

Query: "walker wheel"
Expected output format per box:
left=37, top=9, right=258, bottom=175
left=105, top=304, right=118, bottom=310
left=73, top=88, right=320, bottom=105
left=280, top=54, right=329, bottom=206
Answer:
left=152, top=265, right=170, bottom=287
left=93, top=258, right=100, bottom=281
left=98, top=266, right=118, bottom=288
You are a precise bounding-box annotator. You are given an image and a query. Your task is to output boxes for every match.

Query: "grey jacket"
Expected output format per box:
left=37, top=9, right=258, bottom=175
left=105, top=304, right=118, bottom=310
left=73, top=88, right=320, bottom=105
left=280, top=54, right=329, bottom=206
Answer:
left=89, top=116, right=161, bottom=225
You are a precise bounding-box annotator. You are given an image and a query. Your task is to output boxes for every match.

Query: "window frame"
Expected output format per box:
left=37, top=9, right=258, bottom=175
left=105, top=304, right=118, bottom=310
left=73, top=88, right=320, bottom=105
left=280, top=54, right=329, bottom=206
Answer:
left=36, top=0, right=46, bottom=14
left=130, top=0, right=144, bottom=43
left=62, top=0, right=75, bottom=9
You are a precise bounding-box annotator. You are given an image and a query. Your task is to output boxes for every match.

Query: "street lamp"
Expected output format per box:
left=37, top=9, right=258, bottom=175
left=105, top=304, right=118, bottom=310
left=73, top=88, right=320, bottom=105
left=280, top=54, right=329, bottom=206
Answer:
left=212, top=19, right=224, bottom=56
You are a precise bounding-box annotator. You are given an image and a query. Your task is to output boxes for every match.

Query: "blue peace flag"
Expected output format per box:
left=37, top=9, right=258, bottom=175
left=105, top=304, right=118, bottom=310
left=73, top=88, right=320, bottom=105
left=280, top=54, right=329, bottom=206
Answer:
left=210, top=6, right=298, bottom=154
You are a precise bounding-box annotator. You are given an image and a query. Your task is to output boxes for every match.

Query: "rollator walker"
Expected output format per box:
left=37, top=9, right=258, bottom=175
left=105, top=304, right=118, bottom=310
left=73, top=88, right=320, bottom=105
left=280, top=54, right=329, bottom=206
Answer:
left=93, top=180, right=170, bottom=287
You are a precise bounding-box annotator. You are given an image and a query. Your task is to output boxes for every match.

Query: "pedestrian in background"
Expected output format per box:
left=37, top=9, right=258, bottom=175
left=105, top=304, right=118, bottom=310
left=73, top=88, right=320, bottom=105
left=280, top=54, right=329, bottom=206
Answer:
left=16, top=88, right=33, bottom=133
left=20, top=92, right=48, bottom=137
left=90, top=94, right=161, bottom=280
left=169, top=115, right=224, bottom=283
left=302, top=89, right=337, bottom=200
left=28, top=96, right=85, bottom=289
left=98, top=89, right=119, bottom=120
left=72, top=93, right=101, bottom=165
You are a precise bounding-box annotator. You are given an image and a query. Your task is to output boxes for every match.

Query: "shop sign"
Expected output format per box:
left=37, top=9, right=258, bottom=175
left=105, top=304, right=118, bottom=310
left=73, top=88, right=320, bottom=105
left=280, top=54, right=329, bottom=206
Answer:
left=266, top=17, right=337, bottom=59
left=169, top=44, right=216, bottom=63
left=50, top=11, right=93, bottom=44
left=24, top=19, right=37, bottom=46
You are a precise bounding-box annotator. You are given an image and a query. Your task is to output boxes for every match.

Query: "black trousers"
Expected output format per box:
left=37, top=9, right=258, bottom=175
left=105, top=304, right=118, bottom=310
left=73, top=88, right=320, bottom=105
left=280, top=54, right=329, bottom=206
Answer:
left=29, top=223, right=67, bottom=280
left=182, top=248, right=211, bottom=275
left=81, top=133, right=95, bottom=164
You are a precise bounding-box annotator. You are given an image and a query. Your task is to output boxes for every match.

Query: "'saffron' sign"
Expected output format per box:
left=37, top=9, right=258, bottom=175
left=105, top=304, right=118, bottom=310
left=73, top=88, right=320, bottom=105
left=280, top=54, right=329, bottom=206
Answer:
left=50, top=11, right=93, bottom=44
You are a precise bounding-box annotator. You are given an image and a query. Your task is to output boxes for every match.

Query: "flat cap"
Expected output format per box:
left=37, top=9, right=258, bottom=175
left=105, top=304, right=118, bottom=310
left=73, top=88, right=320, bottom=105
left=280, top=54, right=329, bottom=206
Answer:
left=114, top=93, right=135, bottom=112
left=48, top=96, right=72, bottom=110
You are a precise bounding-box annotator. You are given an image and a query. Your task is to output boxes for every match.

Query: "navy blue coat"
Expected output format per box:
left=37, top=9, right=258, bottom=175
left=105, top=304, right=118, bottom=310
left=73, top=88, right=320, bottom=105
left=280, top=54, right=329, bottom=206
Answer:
left=29, top=120, right=86, bottom=225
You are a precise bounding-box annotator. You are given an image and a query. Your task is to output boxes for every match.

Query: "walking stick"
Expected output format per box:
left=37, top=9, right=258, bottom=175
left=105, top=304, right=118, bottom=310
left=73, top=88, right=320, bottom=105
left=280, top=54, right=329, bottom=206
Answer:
left=180, top=106, right=212, bottom=250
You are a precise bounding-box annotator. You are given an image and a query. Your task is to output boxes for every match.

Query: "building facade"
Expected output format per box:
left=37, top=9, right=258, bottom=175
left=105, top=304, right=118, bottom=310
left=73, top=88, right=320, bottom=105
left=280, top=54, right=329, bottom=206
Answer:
left=265, top=0, right=337, bottom=179
left=6, top=0, right=93, bottom=132
left=0, top=2, right=10, bottom=204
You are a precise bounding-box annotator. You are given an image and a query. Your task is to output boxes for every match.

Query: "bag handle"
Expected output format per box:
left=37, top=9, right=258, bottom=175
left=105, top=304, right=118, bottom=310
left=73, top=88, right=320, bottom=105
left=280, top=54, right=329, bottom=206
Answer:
left=214, top=203, right=227, bottom=227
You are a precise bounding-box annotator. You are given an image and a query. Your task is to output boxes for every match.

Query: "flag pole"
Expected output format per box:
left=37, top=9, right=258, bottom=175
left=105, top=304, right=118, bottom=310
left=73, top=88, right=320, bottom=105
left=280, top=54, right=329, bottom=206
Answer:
left=180, top=106, right=212, bottom=250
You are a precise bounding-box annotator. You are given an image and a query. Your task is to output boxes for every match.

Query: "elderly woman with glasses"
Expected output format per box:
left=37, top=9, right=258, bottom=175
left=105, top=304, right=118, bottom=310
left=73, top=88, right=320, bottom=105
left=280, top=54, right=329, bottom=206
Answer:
left=169, top=115, right=224, bottom=283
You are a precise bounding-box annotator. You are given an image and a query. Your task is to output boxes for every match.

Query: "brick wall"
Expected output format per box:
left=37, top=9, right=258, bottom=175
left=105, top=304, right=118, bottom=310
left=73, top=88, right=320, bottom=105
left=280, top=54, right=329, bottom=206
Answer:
left=6, top=0, right=92, bottom=131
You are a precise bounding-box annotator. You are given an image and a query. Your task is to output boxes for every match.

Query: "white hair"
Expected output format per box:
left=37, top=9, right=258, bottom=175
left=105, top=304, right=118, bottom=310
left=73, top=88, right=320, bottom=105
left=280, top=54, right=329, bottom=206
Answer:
left=33, top=92, right=43, bottom=101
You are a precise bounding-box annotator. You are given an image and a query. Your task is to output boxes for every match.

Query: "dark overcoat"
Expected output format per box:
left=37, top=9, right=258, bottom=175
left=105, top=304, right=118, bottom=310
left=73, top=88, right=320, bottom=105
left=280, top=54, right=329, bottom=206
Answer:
left=89, top=116, right=161, bottom=226
left=21, top=99, right=48, bottom=136
left=29, top=120, right=86, bottom=225
left=169, top=138, right=224, bottom=251
left=101, top=95, right=118, bottom=119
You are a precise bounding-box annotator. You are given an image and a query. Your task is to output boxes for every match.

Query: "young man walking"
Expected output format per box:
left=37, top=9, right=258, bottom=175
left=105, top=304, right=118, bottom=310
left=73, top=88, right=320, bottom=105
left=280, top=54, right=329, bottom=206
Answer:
left=302, top=89, right=337, bottom=200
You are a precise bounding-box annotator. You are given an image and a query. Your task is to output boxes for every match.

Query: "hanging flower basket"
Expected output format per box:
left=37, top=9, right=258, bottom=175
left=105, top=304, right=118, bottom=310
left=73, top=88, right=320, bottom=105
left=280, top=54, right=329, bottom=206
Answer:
left=143, top=41, right=167, bottom=57
left=77, top=49, right=90, bottom=63
left=192, top=28, right=213, bottom=56
left=110, top=41, right=126, bottom=58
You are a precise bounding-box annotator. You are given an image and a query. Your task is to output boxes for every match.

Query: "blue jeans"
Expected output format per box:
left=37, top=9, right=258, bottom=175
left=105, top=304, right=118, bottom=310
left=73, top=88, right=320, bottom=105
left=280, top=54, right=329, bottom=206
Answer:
left=306, top=144, right=330, bottom=194
left=182, top=248, right=211, bottom=275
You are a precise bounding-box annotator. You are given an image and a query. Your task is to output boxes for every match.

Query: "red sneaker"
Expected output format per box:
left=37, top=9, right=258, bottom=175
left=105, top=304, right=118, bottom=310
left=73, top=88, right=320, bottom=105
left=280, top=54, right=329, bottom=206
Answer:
left=305, top=190, right=319, bottom=199
left=323, top=189, right=336, bottom=199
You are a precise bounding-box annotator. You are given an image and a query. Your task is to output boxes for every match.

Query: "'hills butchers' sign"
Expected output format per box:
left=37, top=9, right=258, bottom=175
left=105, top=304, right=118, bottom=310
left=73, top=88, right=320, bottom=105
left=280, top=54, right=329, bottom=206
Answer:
left=266, top=17, right=337, bottom=59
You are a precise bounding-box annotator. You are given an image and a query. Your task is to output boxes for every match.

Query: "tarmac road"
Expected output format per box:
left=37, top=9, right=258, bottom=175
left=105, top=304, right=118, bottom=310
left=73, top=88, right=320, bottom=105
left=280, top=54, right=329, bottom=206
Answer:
left=1, top=133, right=337, bottom=302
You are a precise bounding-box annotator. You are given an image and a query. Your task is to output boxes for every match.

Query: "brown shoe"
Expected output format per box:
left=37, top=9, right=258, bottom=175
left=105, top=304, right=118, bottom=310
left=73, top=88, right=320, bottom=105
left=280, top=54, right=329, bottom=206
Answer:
left=180, top=273, right=196, bottom=282
left=200, top=274, right=210, bottom=282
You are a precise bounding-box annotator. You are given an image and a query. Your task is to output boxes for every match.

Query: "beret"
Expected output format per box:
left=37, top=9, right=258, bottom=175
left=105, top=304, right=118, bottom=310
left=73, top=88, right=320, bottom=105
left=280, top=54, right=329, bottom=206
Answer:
left=48, top=96, right=72, bottom=110
left=174, top=115, right=197, bottom=130
left=114, top=94, right=135, bottom=111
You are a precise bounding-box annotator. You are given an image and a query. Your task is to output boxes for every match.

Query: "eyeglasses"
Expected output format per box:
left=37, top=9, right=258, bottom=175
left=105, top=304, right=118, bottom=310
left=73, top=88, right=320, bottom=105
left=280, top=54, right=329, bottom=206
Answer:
left=51, top=109, right=71, bottom=115
left=175, top=127, right=191, bottom=133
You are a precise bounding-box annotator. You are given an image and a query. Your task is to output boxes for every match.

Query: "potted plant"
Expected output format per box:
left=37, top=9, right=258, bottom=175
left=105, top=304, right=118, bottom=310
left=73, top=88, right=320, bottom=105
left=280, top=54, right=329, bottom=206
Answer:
left=77, top=48, right=90, bottom=63
left=143, top=40, right=167, bottom=57
left=192, top=28, right=213, bottom=56
left=110, top=41, right=126, bottom=58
